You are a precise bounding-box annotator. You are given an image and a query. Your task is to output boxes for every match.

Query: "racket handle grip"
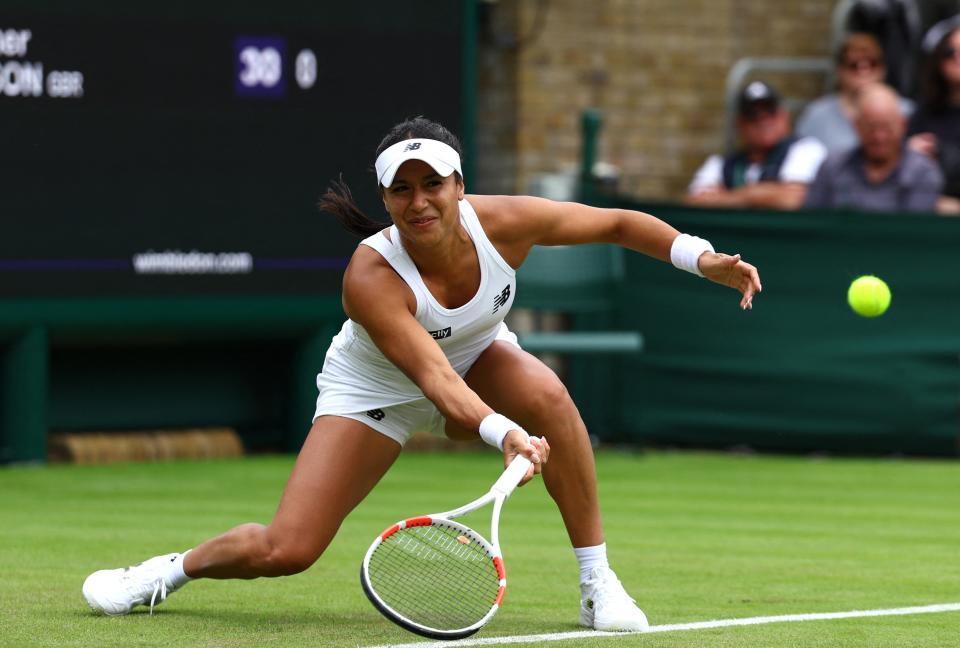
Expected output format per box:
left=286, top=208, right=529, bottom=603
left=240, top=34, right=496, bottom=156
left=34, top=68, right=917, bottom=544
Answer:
left=491, top=455, right=533, bottom=497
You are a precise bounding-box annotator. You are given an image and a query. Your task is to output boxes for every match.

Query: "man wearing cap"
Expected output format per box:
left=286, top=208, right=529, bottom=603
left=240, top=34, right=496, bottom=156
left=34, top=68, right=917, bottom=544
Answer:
left=687, top=81, right=828, bottom=210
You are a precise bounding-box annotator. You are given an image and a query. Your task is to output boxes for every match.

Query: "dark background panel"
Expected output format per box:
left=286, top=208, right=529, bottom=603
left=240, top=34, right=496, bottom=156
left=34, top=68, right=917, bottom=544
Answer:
left=0, top=1, right=465, bottom=297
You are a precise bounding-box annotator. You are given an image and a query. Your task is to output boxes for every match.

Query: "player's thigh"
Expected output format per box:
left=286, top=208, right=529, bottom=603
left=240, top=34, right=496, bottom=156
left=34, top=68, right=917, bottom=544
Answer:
left=448, top=340, right=574, bottom=439
left=268, top=415, right=402, bottom=554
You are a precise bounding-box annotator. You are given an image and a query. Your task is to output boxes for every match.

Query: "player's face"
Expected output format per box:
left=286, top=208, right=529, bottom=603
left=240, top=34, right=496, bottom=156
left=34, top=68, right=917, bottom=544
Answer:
left=381, top=159, right=464, bottom=245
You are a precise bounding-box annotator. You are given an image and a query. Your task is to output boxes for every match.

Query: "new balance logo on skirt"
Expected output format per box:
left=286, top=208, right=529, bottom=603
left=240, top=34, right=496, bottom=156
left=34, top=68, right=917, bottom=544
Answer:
left=366, top=409, right=385, bottom=421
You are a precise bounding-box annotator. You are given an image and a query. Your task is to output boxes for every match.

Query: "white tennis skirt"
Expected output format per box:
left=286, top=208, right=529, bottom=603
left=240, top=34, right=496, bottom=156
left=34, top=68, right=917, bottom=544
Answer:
left=313, top=323, right=519, bottom=445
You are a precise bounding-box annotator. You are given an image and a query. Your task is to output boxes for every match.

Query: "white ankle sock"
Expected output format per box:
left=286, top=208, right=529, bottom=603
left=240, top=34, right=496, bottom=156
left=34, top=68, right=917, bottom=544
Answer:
left=167, top=550, right=193, bottom=588
left=574, top=543, right=609, bottom=583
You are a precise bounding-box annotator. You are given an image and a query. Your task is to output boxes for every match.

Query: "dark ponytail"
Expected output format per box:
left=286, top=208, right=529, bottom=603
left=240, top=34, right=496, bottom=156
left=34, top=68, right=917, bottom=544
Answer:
left=318, top=175, right=389, bottom=238
left=318, top=116, right=464, bottom=238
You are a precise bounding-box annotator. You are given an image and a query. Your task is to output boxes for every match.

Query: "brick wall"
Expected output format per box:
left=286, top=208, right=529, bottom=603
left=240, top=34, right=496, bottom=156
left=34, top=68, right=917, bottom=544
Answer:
left=474, top=0, right=836, bottom=199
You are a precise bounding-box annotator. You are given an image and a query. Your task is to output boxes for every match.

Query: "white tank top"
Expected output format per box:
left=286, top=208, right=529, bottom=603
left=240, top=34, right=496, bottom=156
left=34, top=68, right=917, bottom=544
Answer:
left=315, top=198, right=517, bottom=410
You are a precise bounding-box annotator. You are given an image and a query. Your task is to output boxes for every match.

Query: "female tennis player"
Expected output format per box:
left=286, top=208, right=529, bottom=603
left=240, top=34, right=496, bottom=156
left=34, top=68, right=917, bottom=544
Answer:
left=83, top=117, right=761, bottom=631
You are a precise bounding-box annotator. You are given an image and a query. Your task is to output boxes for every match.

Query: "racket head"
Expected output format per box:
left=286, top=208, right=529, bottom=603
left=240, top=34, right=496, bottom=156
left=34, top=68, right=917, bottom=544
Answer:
left=360, top=516, right=506, bottom=640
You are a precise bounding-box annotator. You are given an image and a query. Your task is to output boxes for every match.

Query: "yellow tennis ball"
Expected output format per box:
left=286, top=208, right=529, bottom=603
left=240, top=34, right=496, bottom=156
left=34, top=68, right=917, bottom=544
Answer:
left=847, top=275, right=891, bottom=317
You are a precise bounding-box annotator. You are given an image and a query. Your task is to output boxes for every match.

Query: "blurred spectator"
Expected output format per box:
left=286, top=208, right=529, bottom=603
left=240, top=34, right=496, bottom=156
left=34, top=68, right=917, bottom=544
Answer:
left=842, top=0, right=923, bottom=96
left=796, top=32, right=915, bottom=156
left=907, top=16, right=960, bottom=214
left=804, top=83, right=943, bottom=212
left=687, top=81, right=827, bottom=210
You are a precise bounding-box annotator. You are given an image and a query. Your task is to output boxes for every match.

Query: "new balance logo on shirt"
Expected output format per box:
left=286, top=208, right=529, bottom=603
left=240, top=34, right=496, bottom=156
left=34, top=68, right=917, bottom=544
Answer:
left=493, top=285, right=511, bottom=313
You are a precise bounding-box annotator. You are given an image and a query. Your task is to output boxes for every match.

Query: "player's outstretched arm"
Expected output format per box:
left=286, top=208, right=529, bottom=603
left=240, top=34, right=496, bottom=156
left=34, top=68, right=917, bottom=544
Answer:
left=470, top=194, right=763, bottom=309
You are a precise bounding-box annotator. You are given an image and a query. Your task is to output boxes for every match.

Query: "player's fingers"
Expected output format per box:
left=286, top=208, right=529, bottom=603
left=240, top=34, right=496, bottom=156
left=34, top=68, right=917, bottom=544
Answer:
left=505, top=431, right=540, bottom=464
left=538, top=437, right=551, bottom=464
left=517, top=437, right=546, bottom=484
left=509, top=437, right=540, bottom=472
left=526, top=437, right=546, bottom=472
left=745, top=263, right=762, bottom=293
left=526, top=436, right=543, bottom=464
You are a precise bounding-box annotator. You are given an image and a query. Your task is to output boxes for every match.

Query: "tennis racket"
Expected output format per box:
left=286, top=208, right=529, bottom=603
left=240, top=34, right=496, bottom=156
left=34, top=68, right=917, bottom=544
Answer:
left=360, top=454, right=533, bottom=640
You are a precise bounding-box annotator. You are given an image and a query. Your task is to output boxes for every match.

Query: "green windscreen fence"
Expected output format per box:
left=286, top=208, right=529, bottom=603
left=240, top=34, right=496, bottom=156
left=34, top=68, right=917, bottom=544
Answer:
left=589, top=201, right=960, bottom=456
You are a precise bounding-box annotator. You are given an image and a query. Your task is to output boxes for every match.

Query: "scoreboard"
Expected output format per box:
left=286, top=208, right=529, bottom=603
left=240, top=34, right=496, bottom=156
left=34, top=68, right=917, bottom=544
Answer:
left=0, top=1, right=467, bottom=298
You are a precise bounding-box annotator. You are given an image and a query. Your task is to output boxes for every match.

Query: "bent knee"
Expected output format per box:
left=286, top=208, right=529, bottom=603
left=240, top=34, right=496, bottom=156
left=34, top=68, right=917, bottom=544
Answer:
left=254, top=527, right=324, bottom=576
left=263, top=547, right=319, bottom=576
left=536, top=370, right=574, bottom=407
left=522, top=367, right=578, bottom=423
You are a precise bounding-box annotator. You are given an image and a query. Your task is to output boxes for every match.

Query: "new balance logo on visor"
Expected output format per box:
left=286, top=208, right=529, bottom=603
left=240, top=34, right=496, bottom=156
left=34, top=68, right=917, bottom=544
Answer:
left=493, top=285, right=511, bottom=313
left=429, top=327, right=452, bottom=340
left=403, top=142, right=422, bottom=152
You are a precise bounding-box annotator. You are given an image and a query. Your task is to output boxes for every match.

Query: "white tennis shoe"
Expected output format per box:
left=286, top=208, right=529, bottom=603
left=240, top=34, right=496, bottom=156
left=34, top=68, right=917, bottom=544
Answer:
left=83, top=553, right=184, bottom=615
left=579, top=566, right=649, bottom=632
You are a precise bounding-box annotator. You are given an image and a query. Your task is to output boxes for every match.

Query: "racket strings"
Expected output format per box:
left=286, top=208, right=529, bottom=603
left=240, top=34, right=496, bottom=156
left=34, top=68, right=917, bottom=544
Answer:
left=368, top=522, right=501, bottom=631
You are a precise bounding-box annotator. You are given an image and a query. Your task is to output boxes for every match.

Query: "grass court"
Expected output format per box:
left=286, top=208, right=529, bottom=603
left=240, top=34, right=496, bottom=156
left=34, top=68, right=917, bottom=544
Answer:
left=1, top=449, right=958, bottom=647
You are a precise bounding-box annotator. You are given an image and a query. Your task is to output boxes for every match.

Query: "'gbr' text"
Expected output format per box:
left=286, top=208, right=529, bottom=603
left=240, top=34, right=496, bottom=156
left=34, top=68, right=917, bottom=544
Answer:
left=0, top=28, right=84, bottom=99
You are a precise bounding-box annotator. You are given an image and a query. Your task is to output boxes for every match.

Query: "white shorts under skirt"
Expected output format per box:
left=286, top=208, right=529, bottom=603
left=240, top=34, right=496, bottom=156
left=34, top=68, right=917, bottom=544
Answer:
left=313, top=324, right=520, bottom=446
left=318, top=400, right=447, bottom=446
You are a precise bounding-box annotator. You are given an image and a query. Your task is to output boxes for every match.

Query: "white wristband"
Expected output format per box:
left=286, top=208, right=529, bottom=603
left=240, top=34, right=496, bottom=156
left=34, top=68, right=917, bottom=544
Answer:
left=670, top=233, right=714, bottom=278
left=479, top=413, right=525, bottom=451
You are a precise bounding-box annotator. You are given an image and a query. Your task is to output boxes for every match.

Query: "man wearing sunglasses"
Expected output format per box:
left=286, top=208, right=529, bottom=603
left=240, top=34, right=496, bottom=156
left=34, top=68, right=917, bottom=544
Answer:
left=687, top=80, right=827, bottom=211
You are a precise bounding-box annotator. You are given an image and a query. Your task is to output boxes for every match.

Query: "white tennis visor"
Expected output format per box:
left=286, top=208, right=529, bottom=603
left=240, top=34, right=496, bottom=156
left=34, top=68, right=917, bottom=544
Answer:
left=375, top=138, right=463, bottom=188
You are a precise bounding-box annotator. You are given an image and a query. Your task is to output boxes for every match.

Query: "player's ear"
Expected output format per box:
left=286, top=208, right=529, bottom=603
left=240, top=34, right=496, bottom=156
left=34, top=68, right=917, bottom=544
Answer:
left=456, top=174, right=465, bottom=200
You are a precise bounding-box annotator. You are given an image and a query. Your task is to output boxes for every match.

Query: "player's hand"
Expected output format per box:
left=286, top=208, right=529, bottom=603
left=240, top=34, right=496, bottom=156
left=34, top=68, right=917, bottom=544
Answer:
left=503, top=431, right=549, bottom=486
left=698, top=252, right=762, bottom=310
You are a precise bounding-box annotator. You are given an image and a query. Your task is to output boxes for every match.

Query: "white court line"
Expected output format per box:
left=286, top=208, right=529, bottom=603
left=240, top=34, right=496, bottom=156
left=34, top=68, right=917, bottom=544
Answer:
left=366, top=602, right=960, bottom=648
